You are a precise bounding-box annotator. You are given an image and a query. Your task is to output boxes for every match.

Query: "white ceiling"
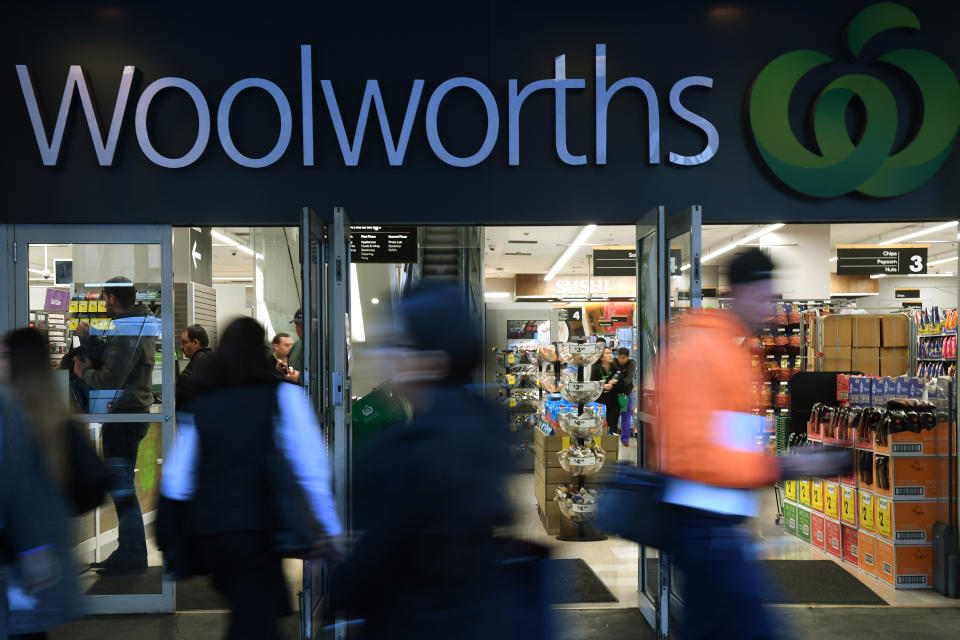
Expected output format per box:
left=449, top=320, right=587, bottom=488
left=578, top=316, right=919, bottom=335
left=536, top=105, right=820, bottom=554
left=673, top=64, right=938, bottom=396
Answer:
left=483, top=222, right=960, bottom=277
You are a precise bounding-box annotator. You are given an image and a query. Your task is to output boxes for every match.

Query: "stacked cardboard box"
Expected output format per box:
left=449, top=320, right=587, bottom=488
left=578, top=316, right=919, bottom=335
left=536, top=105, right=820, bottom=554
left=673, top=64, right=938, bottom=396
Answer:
left=782, top=376, right=953, bottom=589
left=818, top=314, right=911, bottom=377
left=533, top=429, right=619, bottom=535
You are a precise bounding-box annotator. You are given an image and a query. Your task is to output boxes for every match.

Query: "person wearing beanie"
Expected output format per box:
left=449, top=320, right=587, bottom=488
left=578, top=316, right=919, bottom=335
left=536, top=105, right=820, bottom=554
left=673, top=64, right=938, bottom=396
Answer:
left=656, top=248, right=849, bottom=639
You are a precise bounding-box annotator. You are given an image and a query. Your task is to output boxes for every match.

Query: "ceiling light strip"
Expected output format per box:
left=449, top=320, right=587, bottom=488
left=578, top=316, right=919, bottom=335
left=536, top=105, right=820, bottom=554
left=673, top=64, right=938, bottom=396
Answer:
left=878, top=221, right=958, bottom=246
left=701, top=223, right=785, bottom=264
left=544, top=225, right=597, bottom=281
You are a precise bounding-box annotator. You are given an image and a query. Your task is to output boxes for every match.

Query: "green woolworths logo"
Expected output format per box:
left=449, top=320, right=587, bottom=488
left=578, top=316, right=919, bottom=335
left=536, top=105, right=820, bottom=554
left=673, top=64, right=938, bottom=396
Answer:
left=749, top=2, right=960, bottom=198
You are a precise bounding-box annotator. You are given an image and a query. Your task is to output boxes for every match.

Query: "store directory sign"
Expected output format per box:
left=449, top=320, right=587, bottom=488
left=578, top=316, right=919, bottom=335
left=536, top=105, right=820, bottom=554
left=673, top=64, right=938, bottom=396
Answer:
left=593, top=249, right=636, bottom=276
left=836, top=246, right=927, bottom=275
left=349, top=226, right=417, bottom=263
left=895, top=288, right=921, bottom=299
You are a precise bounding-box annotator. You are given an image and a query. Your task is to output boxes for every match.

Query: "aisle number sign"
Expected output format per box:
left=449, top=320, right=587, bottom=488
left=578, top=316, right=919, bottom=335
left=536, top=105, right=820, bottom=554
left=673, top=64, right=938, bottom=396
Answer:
left=860, top=492, right=876, bottom=532
left=812, top=479, right=824, bottom=512
left=842, top=487, right=857, bottom=525
left=824, top=483, right=839, bottom=519
left=876, top=498, right=893, bottom=539
left=799, top=478, right=811, bottom=507
left=785, top=479, right=797, bottom=501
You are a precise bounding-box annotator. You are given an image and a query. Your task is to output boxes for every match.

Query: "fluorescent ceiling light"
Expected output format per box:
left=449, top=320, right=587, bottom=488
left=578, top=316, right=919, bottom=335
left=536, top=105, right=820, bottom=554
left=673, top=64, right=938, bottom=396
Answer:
left=828, top=256, right=838, bottom=262
left=702, top=223, right=785, bottom=264
left=929, top=256, right=959, bottom=266
left=28, top=268, right=46, bottom=275
left=83, top=282, right=133, bottom=287
left=213, top=277, right=254, bottom=281
left=485, top=291, right=511, bottom=299
left=908, top=272, right=954, bottom=278
left=869, top=274, right=886, bottom=279
left=830, top=292, right=879, bottom=297
left=544, top=225, right=597, bottom=281
left=371, top=297, right=380, bottom=305
left=878, top=221, right=957, bottom=245
left=212, top=229, right=255, bottom=256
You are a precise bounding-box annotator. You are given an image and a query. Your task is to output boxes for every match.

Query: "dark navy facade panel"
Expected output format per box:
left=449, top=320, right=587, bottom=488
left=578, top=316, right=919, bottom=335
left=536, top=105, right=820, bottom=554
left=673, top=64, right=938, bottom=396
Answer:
left=1, top=1, right=959, bottom=225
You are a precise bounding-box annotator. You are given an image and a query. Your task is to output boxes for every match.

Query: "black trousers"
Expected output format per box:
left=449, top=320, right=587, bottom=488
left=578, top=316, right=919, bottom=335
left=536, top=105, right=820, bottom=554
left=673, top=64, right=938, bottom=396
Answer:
left=600, top=393, right=621, bottom=435
left=194, top=531, right=289, bottom=640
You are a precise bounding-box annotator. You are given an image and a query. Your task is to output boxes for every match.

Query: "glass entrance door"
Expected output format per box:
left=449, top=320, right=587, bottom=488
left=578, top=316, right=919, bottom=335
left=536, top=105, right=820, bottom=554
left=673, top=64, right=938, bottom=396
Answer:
left=10, top=224, right=175, bottom=614
left=298, top=207, right=352, bottom=639
left=635, top=206, right=703, bottom=637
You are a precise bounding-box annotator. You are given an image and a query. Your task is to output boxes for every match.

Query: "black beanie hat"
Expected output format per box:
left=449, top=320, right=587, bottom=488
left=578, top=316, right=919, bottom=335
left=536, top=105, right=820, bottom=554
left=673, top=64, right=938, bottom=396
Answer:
left=728, top=248, right=775, bottom=286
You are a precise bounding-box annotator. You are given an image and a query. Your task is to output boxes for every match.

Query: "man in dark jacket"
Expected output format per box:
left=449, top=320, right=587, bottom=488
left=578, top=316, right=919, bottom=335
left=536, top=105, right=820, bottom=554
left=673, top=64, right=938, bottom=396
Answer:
left=614, top=347, right=637, bottom=445
left=73, top=276, right=159, bottom=574
left=176, top=324, right=215, bottom=410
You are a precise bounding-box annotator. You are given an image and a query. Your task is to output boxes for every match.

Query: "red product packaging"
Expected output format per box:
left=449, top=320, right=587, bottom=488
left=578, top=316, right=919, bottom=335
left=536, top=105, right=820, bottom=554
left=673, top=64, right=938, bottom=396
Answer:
left=842, top=525, right=859, bottom=566
left=811, top=513, right=826, bottom=551
left=825, top=518, right=842, bottom=559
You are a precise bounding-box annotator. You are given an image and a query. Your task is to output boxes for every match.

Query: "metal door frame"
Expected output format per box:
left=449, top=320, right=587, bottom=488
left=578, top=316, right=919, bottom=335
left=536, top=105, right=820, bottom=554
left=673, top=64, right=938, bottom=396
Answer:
left=8, top=223, right=175, bottom=614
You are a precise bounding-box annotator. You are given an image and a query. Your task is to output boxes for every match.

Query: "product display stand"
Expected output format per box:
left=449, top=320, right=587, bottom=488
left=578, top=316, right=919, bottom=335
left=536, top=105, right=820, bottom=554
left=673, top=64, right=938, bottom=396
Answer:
left=553, top=341, right=607, bottom=542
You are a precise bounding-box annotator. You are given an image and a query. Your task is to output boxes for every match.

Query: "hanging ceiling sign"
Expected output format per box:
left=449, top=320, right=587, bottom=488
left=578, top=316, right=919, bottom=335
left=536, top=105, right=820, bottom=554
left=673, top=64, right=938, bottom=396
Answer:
left=835, top=245, right=927, bottom=276
left=894, top=288, right=921, bottom=299
left=349, top=226, right=417, bottom=263
left=593, top=248, right=636, bottom=276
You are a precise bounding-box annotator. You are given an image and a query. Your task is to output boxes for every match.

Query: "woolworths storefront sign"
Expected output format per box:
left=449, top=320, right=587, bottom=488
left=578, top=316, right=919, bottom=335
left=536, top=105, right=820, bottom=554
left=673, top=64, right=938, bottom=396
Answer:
left=16, top=44, right=718, bottom=170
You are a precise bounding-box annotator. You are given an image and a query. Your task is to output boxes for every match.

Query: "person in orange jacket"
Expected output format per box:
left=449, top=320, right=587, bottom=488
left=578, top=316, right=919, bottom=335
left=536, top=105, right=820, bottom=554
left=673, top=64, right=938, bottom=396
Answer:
left=657, top=248, right=847, bottom=640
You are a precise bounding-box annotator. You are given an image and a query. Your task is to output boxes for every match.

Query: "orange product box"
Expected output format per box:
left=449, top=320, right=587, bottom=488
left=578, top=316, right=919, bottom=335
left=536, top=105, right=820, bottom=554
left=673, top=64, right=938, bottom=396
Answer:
left=859, top=490, right=876, bottom=533
left=842, top=524, right=859, bottom=566
left=810, top=513, right=826, bottom=551
left=876, top=540, right=933, bottom=589
left=875, top=499, right=943, bottom=545
left=840, top=486, right=858, bottom=527
left=858, top=531, right=878, bottom=576
left=874, top=418, right=947, bottom=457
left=825, top=518, right=842, bottom=559
left=873, top=455, right=947, bottom=500
left=811, top=478, right=824, bottom=513
left=857, top=450, right=875, bottom=492
left=798, top=478, right=812, bottom=507
left=823, top=481, right=840, bottom=519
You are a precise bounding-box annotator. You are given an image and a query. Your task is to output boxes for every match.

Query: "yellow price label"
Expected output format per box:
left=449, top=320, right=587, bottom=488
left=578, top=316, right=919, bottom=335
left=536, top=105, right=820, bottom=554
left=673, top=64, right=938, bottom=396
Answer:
left=69, top=301, right=79, bottom=313
left=506, top=374, right=516, bottom=386
left=561, top=436, right=602, bottom=449
left=98, top=300, right=107, bottom=312
left=841, top=487, right=856, bottom=525
left=68, top=319, right=79, bottom=331
left=824, top=485, right=839, bottom=519
left=78, top=301, right=88, bottom=313
left=876, top=498, right=893, bottom=539
left=785, top=480, right=797, bottom=501
left=509, top=397, right=517, bottom=408
left=506, top=354, right=515, bottom=364
left=859, top=493, right=875, bottom=532
left=799, top=479, right=811, bottom=506
left=812, top=479, right=824, bottom=511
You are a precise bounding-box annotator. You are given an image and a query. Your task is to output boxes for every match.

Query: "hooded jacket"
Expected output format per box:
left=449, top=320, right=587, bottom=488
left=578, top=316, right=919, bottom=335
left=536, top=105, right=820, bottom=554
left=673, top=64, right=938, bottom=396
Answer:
left=657, top=310, right=780, bottom=493
left=81, top=305, right=159, bottom=413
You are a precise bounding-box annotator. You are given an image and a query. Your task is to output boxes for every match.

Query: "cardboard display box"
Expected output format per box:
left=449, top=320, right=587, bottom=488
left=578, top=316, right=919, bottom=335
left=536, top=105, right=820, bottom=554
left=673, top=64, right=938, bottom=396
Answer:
left=534, top=442, right=564, bottom=468
left=880, top=347, right=910, bottom=377
left=874, top=498, right=944, bottom=545
left=842, top=524, right=860, bottom=566
left=841, top=486, right=858, bottom=527
left=872, top=455, right=950, bottom=500
left=874, top=416, right=949, bottom=457
left=822, top=315, right=854, bottom=347
left=797, top=507, right=812, bottom=544
left=811, top=513, right=826, bottom=551
left=534, top=429, right=619, bottom=455
left=858, top=530, right=878, bottom=576
left=854, top=316, right=882, bottom=348
left=825, top=518, right=843, bottom=559
left=852, top=347, right=880, bottom=377
left=881, top=315, right=910, bottom=348
left=783, top=500, right=798, bottom=537
left=823, top=346, right=852, bottom=372
left=876, top=540, right=934, bottom=589
left=823, top=481, right=840, bottom=520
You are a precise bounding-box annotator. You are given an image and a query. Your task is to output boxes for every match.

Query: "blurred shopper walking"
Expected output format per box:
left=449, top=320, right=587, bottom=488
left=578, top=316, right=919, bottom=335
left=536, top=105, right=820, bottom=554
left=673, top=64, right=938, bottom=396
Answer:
left=329, top=283, right=551, bottom=640
left=591, top=347, right=622, bottom=437
left=160, top=317, right=341, bottom=640
left=614, top=347, right=636, bottom=446
left=2, top=328, right=107, bottom=639
left=657, top=249, right=848, bottom=639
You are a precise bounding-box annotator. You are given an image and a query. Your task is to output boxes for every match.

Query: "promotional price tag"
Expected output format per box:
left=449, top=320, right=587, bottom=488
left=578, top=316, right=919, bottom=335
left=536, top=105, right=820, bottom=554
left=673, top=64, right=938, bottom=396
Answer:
left=567, top=382, right=596, bottom=392
left=569, top=455, right=597, bottom=467
left=812, top=479, right=824, bottom=511
left=506, top=354, right=515, bottom=364
left=860, top=493, right=875, bottom=532
left=842, top=487, right=857, bottom=525
left=876, top=498, right=893, bottom=539
left=509, top=397, right=517, bottom=408
left=98, top=300, right=107, bottom=312
left=568, top=343, right=600, bottom=355
left=571, top=502, right=597, bottom=513
left=68, top=319, right=79, bottom=331
left=506, top=374, right=516, bottom=386
left=825, top=484, right=839, bottom=519
left=785, top=480, right=797, bottom=501
left=799, top=479, right=811, bottom=506
left=78, top=300, right=88, bottom=313
left=69, top=301, right=79, bottom=313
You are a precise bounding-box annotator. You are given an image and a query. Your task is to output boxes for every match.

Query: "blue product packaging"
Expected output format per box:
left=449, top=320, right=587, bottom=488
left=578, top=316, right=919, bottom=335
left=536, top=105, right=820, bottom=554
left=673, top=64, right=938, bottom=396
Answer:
left=850, top=376, right=862, bottom=407
left=909, top=377, right=923, bottom=400
left=884, top=377, right=897, bottom=403
left=871, top=377, right=884, bottom=407
left=896, top=376, right=910, bottom=400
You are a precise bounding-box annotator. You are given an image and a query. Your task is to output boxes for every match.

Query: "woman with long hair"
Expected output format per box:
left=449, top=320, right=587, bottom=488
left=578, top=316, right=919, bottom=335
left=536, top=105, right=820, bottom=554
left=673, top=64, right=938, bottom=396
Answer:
left=590, top=346, right=623, bottom=435
left=161, top=317, right=341, bottom=640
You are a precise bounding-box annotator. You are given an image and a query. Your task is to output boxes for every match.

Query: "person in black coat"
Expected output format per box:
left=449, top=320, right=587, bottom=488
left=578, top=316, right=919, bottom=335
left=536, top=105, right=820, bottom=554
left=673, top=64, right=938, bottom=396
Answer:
left=176, top=324, right=215, bottom=411
left=613, top=347, right=637, bottom=445
left=329, top=283, right=552, bottom=640
left=590, top=347, right=622, bottom=435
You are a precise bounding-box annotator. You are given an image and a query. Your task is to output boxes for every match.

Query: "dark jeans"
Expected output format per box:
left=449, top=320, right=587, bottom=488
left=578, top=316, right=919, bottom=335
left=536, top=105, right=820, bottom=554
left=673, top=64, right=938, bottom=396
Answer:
left=670, top=508, right=778, bottom=640
left=195, top=531, right=289, bottom=640
left=601, top=393, right=621, bottom=435
left=102, top=423, right=149, bottom=562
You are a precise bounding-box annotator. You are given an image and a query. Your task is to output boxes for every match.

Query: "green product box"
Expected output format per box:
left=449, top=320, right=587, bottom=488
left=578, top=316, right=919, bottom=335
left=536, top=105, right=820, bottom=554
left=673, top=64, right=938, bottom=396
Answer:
left=783, top=501, right=798, bottom=537
left=797, top=507, right=812, bottom=544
